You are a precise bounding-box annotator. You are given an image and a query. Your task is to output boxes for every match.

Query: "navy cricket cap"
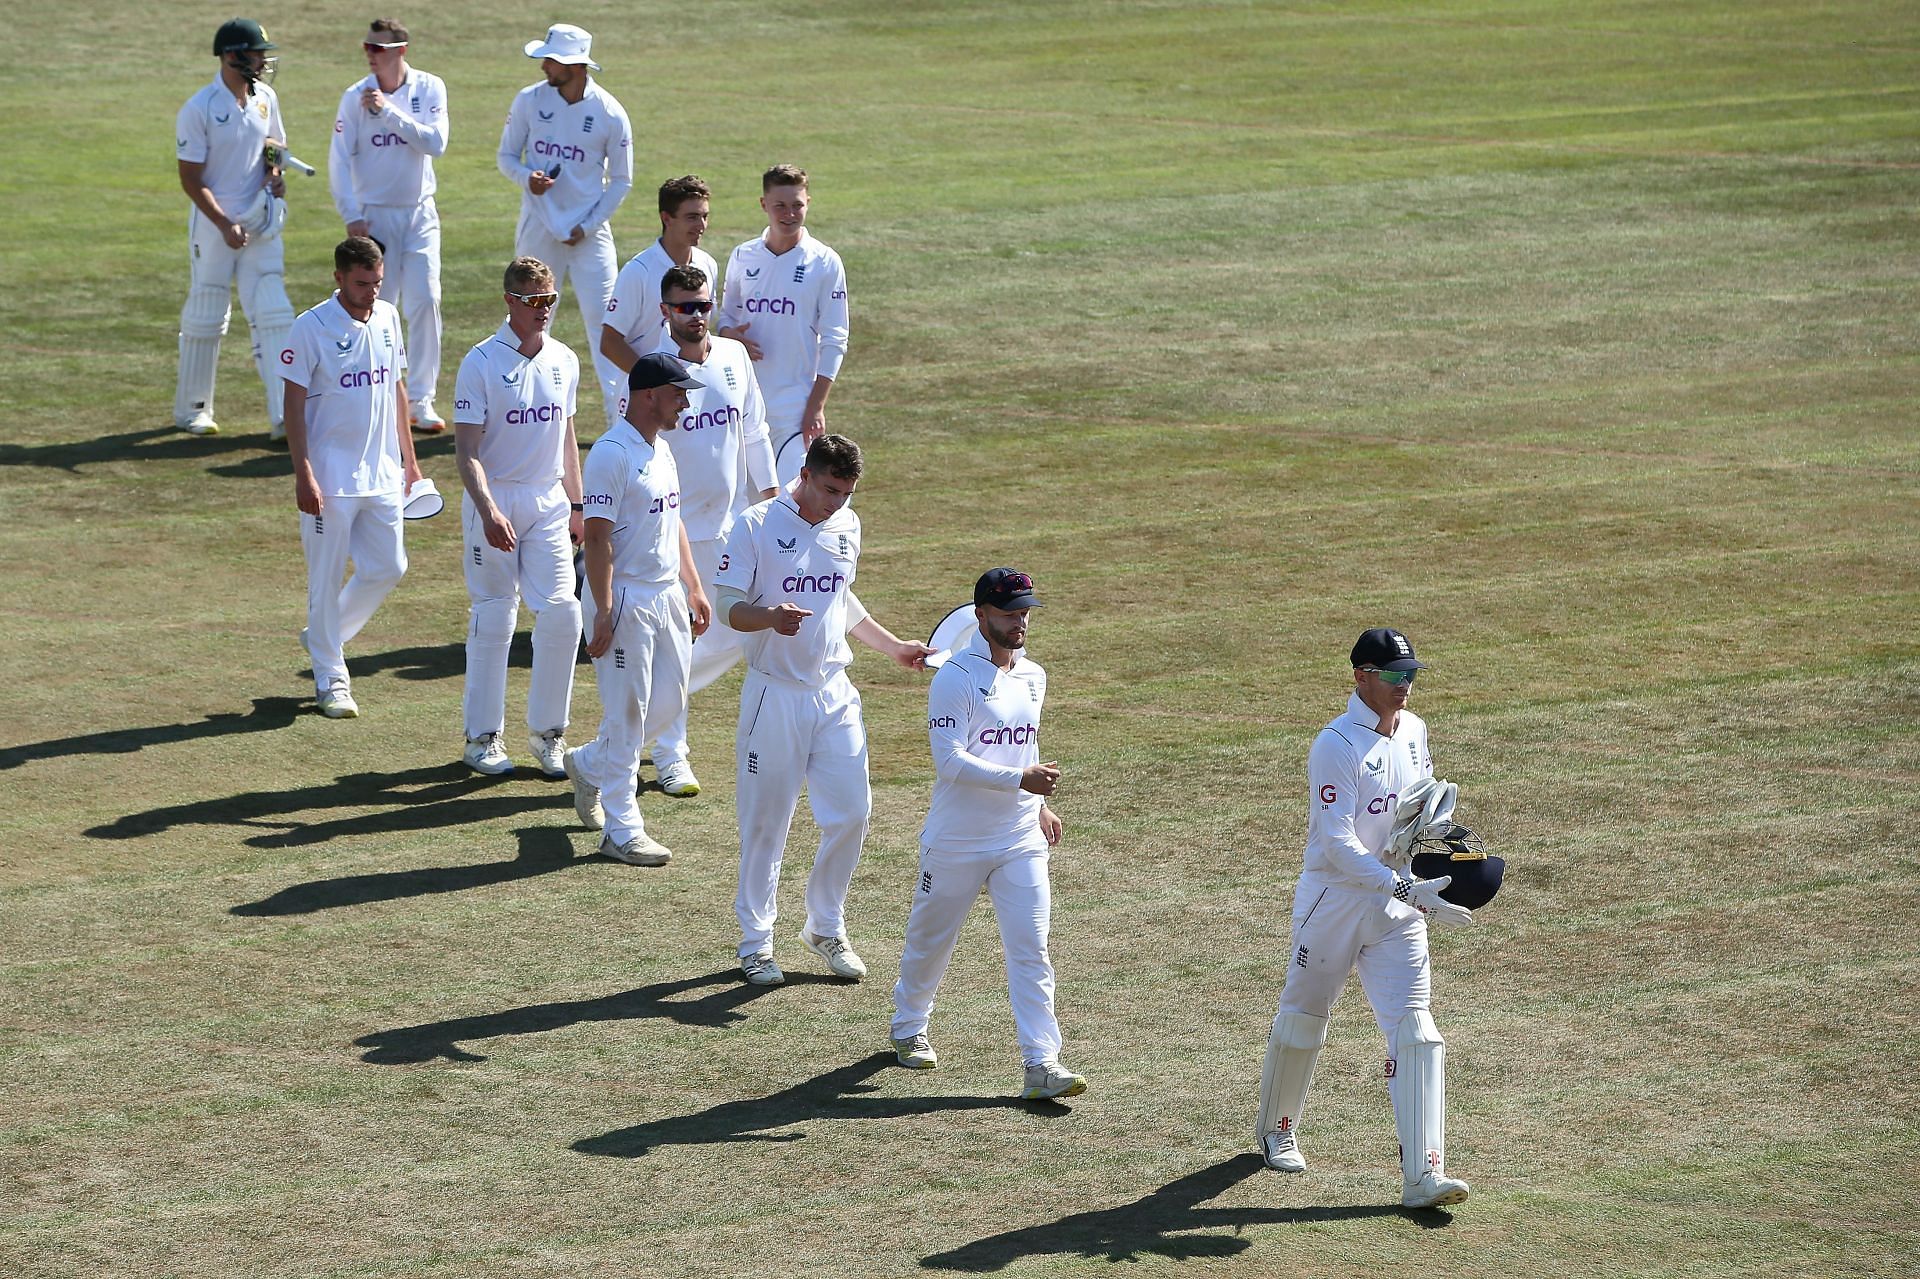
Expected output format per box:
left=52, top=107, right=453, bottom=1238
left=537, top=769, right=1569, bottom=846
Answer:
left=975, top=568, right=1042, bottom=610
left=628, top=352, right=707, bottom=392
left=1351, top=627, right=1425, bottom=672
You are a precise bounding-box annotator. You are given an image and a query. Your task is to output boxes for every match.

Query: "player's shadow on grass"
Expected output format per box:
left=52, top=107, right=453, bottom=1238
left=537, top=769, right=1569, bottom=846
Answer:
left=354, top=968, right=800, bottom=1064
left=0, top=696, right=308, bottom=771
left=317, top=636, right=536, bottom=685
left=232, top=825, right=585, bottom=916
left=86, top=762, right=558, bottom=847
left=920, top=1153, right=1445, bottom=1271
left=0, top=426, right=260, bottom=473
left=574, top=1052, right=1067, bottom=1159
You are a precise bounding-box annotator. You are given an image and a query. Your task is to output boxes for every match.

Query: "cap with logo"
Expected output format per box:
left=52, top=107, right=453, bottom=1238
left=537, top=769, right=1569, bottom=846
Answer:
left=975, top=568, right=1043, bottom=611
left=628, top=352, right=708, bottom=392
left=523, top=23, right=599, bottom=70
left=1350, top=626, right=1425, bottom=672
left=214, top=17, right=275, bottom=54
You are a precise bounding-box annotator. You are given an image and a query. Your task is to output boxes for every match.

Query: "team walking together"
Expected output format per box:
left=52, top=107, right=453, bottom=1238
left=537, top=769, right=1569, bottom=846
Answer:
left=173, top=17, right=1501, bottom=1203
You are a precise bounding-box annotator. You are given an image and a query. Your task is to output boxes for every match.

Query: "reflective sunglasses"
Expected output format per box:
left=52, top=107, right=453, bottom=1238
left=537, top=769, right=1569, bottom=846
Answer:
left=1362, top=667, right=1418, bottom=686
left=508, top=290, right=560, bottom=309
left=664, top=299, right=714, bottom=315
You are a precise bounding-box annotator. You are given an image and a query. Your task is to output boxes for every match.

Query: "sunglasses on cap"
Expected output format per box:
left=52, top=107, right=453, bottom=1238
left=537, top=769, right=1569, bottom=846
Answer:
left=664, top=299, right=714, bottom=315
left=1362, top=667, right=1418, bottom=686
left=508, top=290, right=559, bottom=308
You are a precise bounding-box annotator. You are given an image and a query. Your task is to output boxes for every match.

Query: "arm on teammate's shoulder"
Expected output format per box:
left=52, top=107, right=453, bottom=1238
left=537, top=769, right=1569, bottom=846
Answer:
left=851, top=615, right=933, bottom=670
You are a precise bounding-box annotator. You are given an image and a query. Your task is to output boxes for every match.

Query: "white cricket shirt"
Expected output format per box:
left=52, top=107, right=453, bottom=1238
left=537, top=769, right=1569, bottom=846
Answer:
left=1300, top=692, right=1434, bottom=897
left=580, top=424, right=683, bottom=591
left=716, top=229, right=849, bottom=401
left=921, top=627, right=1049, bottom=855
left=649, top=334, right=772, bottom=543
left=329, top=67, right=449, bottom=218
left=496, top=79, right=633, bottom=242
left=605, top=240, right=720, bottom=357
left=282, top=294, right=407, bottom=497
left=176, top=77, right=284, bottom=216
left=713, top=487, right=861, bottom=687
left=451, top=323, right=578, bottom=487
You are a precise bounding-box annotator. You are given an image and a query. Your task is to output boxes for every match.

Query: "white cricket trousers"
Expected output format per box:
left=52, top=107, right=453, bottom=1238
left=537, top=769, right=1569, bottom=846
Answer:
left=574, top=580, right=690, bottom=845
left=1274, top=884, right=1432, bottom=1051
left=177, top=208, right=293, bottom=427
left=300, top=491, right=407, bottom=690
left=460, top=481, right=581, bottom=740
left=764, top=387, right=810, bottom=487
left=514, top=214, right=620, bottom=428
left=362, top=200, right=443, bottom=405
left=651, top=536, right=745, bottom=766
left=891, top=844, right=1062, bottom=1068
left=733, top=668, right=870, bottom=958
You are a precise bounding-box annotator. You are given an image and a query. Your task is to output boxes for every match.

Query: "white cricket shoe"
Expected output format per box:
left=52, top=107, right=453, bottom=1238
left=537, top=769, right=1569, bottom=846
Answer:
left=177, top=410, right=219, bottom=437
left=562, top=747, right=603, bottom=830
left=600, top=831, right=672, bottom=867
left=1402, top=1171, right=1471, bottom=1209
left=1021, top=1062, right=1088, bottom=1101
left=740, top=952, right=786, bottom=987
left=1262, top=1128, right=1307, bottom=1174
left=463, top=733, right=515, bottom=775
left=528, top=729, right=568, bottom=778
left=892, top=1033, right=937, bottom=1070
left=316, top=678, right=358, bottom=719
left=799, top=930, right=867, bottom=979
left=657, top=760, right=701, bottom=797
left=410, top=398, right=446, bottom=433
left=267, top=419, right=286, bottom=444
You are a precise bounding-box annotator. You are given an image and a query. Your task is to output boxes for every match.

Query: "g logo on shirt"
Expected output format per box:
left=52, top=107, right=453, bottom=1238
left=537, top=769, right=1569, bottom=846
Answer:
left=1318, top=784, right=1337, bottom=804
left=279, top=348, right=294, bottom=365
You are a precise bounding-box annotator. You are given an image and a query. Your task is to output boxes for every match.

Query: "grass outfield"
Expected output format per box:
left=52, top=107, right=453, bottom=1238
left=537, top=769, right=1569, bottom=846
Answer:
left=3, top=2, right=1918, bottom=1275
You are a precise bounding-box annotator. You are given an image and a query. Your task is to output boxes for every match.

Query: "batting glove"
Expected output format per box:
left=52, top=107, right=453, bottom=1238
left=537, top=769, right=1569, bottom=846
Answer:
left=1392, top=875, right=1475, bottom=928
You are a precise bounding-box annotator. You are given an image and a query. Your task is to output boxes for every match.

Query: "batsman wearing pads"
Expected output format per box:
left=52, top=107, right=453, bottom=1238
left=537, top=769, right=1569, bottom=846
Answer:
left=710, top=435, right=934, bottom=987
left=888, top=569, right=1086, bottom=1101
left=452, top=257, right=586, bottom=777
left=173, top=17, right=294, bottom=438
left=1256, top=627, right=1476, bottom=1209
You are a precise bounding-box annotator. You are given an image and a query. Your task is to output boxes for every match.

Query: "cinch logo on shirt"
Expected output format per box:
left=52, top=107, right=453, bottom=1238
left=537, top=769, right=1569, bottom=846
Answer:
left=742, top=296, right=795, bottom=315
left=647, top=491, right=680, bottom=514
left=583, top=492, right=613, bottom=507
left=533, top=139, right=586, bottom=163
left=370, top=132, right=406, bottom=147
left=1366, top=791, right=1400, bottom=815
left=978, top=722, right=1038, bottom=747
left=782, top=571, right=845, bottom=594
left=679, top=405, right=740, bottom=432
left=929, top=715, right=956, bottom=729
left=340, top=367, right=393, bottom=389
left=506, top=404, right=565, bottom=424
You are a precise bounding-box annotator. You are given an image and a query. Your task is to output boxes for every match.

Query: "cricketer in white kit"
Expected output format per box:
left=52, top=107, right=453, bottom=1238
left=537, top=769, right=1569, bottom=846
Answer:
left=452, top=257, right=586, bottom=778
left=496, top=24, right=633, bottom=429
left=330, top=17, right=450, bottom=432
left=888, top=569, right=1088, bottom=1102
left=710, top=435, right=934, bottom=987
left=1257, top=627, right=1477, bottom=1210
left=173, top=17, right=294, bottom=438
left=717, top=165, right=848, bottom=485
left=565, top=353, right=713, bottom=867
left=598, top=175, right=721, bottom=430
left=641, top=263, right=778, bottom=796
left=281, top=237, right=423, bottom=720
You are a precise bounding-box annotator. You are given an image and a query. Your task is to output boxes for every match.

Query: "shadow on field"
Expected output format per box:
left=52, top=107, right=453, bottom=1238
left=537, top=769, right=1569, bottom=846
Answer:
left=354, top=968, right=800, bottom=1064
left=232, top=825, right=586, bottom=916
left=310, top=636, right=536, bottom=685
left=86, top=763, right=559, bottom=846
left=0, top=426, right=261, bottom=472
left=920, top=1153, right=1445, bottom=1271
left=0, top=696, right=308, bottom=770
left=574, top=1052, right=1068, bottom=1159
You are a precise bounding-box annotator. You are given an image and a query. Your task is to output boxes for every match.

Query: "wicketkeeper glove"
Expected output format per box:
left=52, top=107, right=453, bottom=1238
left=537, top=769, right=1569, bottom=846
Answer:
left=1392, top=874, right=1475, bottom=927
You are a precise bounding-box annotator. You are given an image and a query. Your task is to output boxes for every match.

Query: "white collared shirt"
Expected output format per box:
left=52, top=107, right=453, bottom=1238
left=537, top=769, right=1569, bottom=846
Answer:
left=452, top=322, right=578, bottom=487
left=496, top=78, right=633, bottom=241
left=580, top=423, right=682, bottom=592
left=920, top=627, right=1049, bottom=855
left=649, top=333, right=772, bottom=543
left=712, top=485, right=861, bottom=686
left=176, top=77, right=283, bottom=215
left=1300, top=691, right=1433, bottom=896
left=282, top=295, right=408, bottom=497
left=329, top=67, right=450, bottom=217
left=605, top=239, right=721, bottom=361
left=716, top=228, right=849, bottom=400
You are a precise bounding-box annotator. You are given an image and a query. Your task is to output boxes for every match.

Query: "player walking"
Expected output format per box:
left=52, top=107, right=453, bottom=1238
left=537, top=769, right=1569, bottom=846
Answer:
left=451, top=258, right=586, bottom=776
left=329, top=18, right=450, bottom=433
left=638, top=264, right=778, bottom=798
left=598, top=176, right=722, bottom=429
left=716, top=165, right=848, bottom=485
left=710, top=435, right=933, bottom=986
left=280, top=237, right=423, bottom=718
left=563, top=354, right=713, bottom=866
left=173, top=17, right=295, bottom=438
left=888, top=569, right=1086, bottom=1101
left=1256, top=627, right=1476, bottom=1209
left=497, top=24, right=633, bottom=431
